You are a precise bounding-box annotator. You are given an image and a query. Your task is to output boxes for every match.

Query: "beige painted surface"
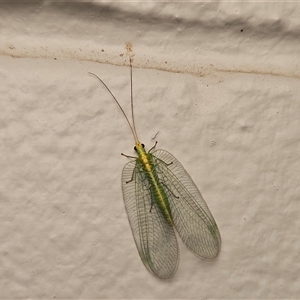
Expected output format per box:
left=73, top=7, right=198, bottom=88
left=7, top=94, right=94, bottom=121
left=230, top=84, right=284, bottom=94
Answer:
left=0, top=2, right=299, bottom=299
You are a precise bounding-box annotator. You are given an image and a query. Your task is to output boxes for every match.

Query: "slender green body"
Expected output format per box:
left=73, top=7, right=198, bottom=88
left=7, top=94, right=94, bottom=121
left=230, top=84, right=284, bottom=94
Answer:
left=135, top=142, right=173, bottom=226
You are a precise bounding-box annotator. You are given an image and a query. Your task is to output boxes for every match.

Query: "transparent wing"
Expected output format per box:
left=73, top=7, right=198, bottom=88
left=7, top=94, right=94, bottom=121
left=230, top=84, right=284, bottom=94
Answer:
left=122, top=160, right=179, bottom=279
left=152, top=149, right=221, bottom=259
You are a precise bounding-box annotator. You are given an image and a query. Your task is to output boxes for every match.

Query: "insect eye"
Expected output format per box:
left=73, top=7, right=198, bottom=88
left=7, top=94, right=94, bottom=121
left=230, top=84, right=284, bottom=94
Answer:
left=142, top=144, right=145, bottom=148
left=134, top=146, right=137, bottom=151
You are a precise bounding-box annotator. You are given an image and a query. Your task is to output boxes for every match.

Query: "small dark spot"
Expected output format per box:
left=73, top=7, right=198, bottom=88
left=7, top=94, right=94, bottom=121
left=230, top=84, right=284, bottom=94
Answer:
left=54, top=57, right=57, bottom=60
left=241, top=29, right=243, bottom=32
left=101, top=49, right=104, bottom=52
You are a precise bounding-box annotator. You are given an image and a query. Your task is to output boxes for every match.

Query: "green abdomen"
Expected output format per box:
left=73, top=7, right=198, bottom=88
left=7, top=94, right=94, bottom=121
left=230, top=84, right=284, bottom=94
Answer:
left=138, top=154, right=173, bottom=226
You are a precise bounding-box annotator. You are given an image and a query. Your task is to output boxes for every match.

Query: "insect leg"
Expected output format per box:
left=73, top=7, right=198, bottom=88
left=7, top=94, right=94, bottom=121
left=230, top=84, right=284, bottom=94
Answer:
left=160, top=181, right=179, bottom=199
left=155, top=156, right=173, bottom=167
left=125, top=167, right=136, bottom=184
left=121, top=153, right=137, bottom=159
left=148, top=141, right=158, bottom=152
left=149, top=187, right=155, bottom=213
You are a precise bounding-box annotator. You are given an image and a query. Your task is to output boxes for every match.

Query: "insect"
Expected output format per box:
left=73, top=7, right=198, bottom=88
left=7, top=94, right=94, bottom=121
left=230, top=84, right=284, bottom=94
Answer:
left=89, top=59, right=221, bottom=279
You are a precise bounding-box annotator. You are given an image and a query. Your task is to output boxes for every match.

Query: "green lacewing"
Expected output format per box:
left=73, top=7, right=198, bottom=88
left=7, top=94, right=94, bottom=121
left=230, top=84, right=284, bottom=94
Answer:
left=89, top=60, right=221, bottom=279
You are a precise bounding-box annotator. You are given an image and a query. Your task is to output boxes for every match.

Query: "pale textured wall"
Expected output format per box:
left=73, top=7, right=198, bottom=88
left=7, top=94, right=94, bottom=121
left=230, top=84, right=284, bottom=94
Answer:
left=1, top=2, right=299, bottom=299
